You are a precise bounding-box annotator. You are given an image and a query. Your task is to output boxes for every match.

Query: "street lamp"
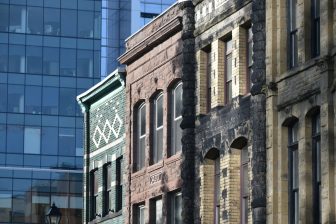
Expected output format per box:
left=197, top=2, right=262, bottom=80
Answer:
left=45, top=202, right=62, bottom=224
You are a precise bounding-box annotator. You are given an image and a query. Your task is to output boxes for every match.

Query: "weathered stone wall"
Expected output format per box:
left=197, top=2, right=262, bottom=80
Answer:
left=193, top=0, right=267, bottom=223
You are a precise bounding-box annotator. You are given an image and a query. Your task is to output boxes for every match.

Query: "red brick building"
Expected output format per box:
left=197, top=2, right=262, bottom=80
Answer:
left=119, top=1, right=196, bottom=223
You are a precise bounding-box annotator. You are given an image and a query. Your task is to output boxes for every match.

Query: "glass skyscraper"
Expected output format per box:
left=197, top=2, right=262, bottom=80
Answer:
left=0, top=0, right=174, bottom=223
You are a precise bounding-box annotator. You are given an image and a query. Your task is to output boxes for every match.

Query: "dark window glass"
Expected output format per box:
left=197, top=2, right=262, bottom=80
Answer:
left=44, top=8, right=60, bottom=35
left=59, top=88, right=76, bottom=116
left=59, top=128, right=76, bottom=156
left=116, top=157, right=123, bottom=212
left=60, top=48, right=76, bottom=76
left=94, top=12, right=101, bottom=39
left=312, top=113, right=321, bottom=223
left=289, top=0, right=298, bottom=68
left=104, top=163, right=111, bottom=214
left=246, top=27, right=253, bottom=92
left=12, top=191, right=32, bottom=223
left=77, top=50, right=93, bottom=77
left=0, top=44, right=8, bottom=72
left=9, top=45, right=25, bottom=73
left=311, top=0, right=320, bottom=57
left=76, top=129, right=83, bottom=156
left=26, top=46, right=42, bottom=74
left=153, top=94, right=163, bottom=164
left=41, top=155, right=58, bottom=168
left=0, top=84, right=7, bottom=112
left=136, top=103, right=146, bottom=171
left=0, top=4, right=9, bottom=32
left=0, top=191, right=12, bottom=222
left=150, top=198, right=162, bottom=223
left=169, top=192, right=182, bottom=224
left=288, top=121, right=299, bottom=224
left=42, top=87, right=59, bottom=115
left=0, top=125, right=6, bottom=152
left=170, top=83, right=182, bottom=155
left=78, top=10, right=94, bottom=38
left=91, top=170, right=98, bottom=219
left=27, top=7, right=43, bottom=34
left=24, top=154, right=41, bottom=167
left=241, top=147, right=249, bottom=224
left=206, top=50, right=211, bottom=112
left=6, top=154, right=23, bottom=166
left=135, top=204, right=145, bottom=224
left=61, top=9, right=77, bottom=37
left=225, top=39, right=232, bottom=103
left=9, top=5, right=26, bottom=33
left=43, top=47, right=59, bottom=75
left=215, top=158, right=220, bottom=224
left=69, top=181, right=82, bottom=194
left=25, top=85, right=42, bottom=114
left=94, top=50, right=100, bottom=77
left=7, top=125, right=23, bottom=153
left=8, top=84, right=24, bottom=113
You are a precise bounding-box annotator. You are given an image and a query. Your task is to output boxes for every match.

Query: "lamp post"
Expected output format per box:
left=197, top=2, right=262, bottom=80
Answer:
left=45, top=202, right=62, bottom=224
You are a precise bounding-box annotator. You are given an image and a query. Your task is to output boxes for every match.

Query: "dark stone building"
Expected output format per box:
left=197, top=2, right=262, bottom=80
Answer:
left=192, top=0, right=266, bottom=223
left=77, top=68, right=126, bottom=223
left=119, top=1, right=196, bottom=223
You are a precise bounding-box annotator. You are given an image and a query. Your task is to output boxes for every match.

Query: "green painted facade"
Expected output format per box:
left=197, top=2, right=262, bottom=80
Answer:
left=77, top=68, right=126, bottom=224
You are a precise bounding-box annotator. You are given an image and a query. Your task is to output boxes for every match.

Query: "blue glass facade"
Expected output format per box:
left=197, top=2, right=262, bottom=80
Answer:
left=0, top=0, right=174, bottom=223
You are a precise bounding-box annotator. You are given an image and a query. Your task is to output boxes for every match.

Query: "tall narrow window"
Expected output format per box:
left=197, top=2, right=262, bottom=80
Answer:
left=153, top=94, right=163, bottom=164
left=241, top=147, right=249, bottom=224
left=136, top=103, right=146, bottom=171
left=289, top=121, right=299, bottom=224
left=214, top=158, right=220, bottom=224
left=206, top=50, right=212, bottom=112
left=246, top=27, right=253, bottom=92
left=151, top=198, right=163, bottom=224
left=135, top=204, right=145, bottom=224
left=170, top=83, right=183, bottom=155
left=91, top=170, right=99, bottom=220
left=289, top=0, right=298, bottom=68
left=169, top=192, right=182, bottom=224
left=116, top=157, right=123, bottom=212
left=311, top=0, right=320, bottom=57
left=225, top=39, right=232, bottom=103
left=104, top=163, right=112, bottom=215
left=312, top=113, right=321, bottom=223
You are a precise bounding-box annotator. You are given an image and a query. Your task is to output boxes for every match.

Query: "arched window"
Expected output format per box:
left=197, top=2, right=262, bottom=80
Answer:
left=170, top=82, right=182, bottom=155
left=312, top=113, right=321, bottom=223
left=135, top=103, right=146, bottom=171
left=288, top=121, right=299, bottom=224
left=152, top=93, right=163, bottom=164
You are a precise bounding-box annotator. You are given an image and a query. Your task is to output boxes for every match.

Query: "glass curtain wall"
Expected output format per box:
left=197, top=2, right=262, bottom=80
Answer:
left=0, top=0, right=101, bottom=223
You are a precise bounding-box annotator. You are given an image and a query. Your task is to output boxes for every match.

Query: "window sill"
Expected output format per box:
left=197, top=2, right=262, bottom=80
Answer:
left=147, top=160, right=164, bottom=173
left=165, top=152, right=182, bottom=165
left=89, top=210, right=122, bottom=224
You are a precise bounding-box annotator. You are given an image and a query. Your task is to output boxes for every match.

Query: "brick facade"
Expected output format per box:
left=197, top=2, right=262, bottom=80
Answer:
left=77, top=69, right=126, bottom=224
left=119, top=2, right=195, bottom=223
left=265, top=0, right=336, bottom=223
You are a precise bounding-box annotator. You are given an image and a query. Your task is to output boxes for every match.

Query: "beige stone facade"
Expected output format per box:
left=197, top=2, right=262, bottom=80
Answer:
left=265, top=0, right=336, bottom=223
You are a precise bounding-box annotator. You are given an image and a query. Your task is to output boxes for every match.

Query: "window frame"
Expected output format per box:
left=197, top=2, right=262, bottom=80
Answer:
left=240, top=146, right=249, bottom=224
left=225, top=39, right=232, bottom=104
left=169, top=191, right=182, bottom=224
left=103, top=163, right=112, bottom=215
left=288, top=0, right=298, bottom=68
left=134, top=204, right=145, bottom=224
left=206, top=49, right=212, bottom=112
left=170, top=82, right=183, bottom=156
left=214, top=157, right=220, bottom=224
left=288, top=122, right=299, bottom=224
left=116, top=157, right=123, bottom=212
left=135, top=103, right=146, bottom=171
left=311, top=0, right=320, bottom=57
left=152, top=93, right=163, bottom=164
left=246, top=26, right=253, bottom=93
left=312, top=113, right=321, bottom=224
left=91, top=169, right=99, bottom=220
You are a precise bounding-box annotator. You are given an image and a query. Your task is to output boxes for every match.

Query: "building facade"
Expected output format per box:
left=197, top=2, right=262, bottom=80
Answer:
left=0, top=0, right=176, bottom=223
left=77, top=68, right=126, bottom=224
left=193, top=0, right=266, bottom=223
left=119, top=1, right=195, bottom=223
left=265, top=0, right=336, bottom=223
